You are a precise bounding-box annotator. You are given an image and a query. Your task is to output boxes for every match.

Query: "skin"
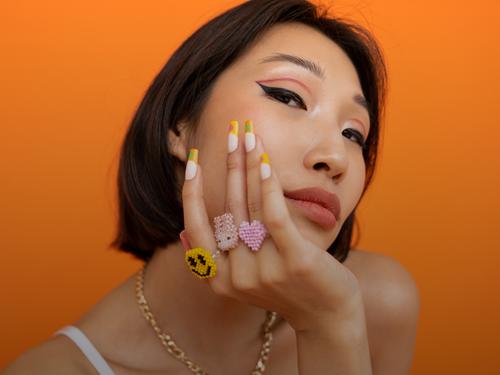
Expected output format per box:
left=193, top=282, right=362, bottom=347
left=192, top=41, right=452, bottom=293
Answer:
left=4, top=23, right=420, bottom=375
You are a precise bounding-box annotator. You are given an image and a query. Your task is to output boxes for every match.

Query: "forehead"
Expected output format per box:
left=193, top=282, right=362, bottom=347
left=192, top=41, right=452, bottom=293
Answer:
left=231, top=22, right=363, bottom=90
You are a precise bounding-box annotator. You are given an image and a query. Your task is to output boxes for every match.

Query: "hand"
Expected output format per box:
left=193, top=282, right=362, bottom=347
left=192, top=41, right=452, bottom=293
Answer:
left=181, top=120, right=362, bottom=333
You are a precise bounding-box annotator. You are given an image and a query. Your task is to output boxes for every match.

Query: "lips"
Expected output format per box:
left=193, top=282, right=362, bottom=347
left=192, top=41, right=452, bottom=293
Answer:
left=284, top=187, right=341, bottom=229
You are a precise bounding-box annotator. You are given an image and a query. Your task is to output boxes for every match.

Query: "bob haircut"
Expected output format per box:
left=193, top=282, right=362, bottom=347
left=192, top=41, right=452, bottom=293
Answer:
left=110, top=0, right=387, bottom=263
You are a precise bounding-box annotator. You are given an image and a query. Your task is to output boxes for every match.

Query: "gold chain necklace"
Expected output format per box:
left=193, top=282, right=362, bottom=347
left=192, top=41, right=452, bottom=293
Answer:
left=135, top=262, right=279, bottom=375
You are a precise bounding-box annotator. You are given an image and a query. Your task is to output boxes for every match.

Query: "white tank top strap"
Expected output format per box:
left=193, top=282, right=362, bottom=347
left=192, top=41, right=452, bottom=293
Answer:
left=53, top=325, right=115, bottom=375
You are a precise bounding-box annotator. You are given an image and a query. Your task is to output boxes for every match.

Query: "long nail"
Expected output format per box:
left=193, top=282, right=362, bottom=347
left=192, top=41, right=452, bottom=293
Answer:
left=260, top=152, right=271, bottom=180
left=245, top=120, right=256, bottom=152
left=185, top=148, right=198, bottom=180
left=228, top=120, right=239, bottom=153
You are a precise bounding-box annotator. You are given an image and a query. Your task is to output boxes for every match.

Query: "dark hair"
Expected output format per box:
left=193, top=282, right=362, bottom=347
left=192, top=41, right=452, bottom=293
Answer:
left=109, top=0, right=387, bottom=263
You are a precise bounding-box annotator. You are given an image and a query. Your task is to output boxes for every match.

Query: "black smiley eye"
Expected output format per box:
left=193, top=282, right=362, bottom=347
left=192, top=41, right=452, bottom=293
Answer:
left=187, top=256, right=197, bottom=267
left=197, top=254, right=206, bottom=265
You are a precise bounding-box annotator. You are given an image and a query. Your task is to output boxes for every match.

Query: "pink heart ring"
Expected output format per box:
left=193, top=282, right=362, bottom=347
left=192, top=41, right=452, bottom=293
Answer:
left=238, top=220, right=268, bottom=252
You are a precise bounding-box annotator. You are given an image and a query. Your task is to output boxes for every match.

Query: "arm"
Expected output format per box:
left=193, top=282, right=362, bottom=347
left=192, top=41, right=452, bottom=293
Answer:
left=362, top=255, right=420, bottom=375
left=295, top=293, right=373, bottom=375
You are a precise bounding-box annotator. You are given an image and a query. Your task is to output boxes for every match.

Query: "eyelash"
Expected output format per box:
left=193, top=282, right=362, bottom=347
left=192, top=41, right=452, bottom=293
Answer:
left=257, top=82, right=367, bottom=149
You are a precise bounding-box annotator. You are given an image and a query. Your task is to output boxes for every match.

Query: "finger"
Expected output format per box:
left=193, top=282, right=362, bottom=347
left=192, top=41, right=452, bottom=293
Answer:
left=182, top=148, right=229, bottom=281
left=258, top=143, right=305, bottom=258
left=224, top=120, right=249, bottom=225
left=243, top=123, right=282, bottom=285
left=245, top=120, right=263, bottom=223
left=223, top=120, right=257, bottom=286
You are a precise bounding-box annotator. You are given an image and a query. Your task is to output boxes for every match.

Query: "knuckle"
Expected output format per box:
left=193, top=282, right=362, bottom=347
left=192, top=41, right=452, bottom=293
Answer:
left=227, top=198, right=244, bottom=213
left=231, top=274, right=257, bottom=293
left=209, top=279, right=230, bottom=297
left=259, top=270, right=281, bottom=289
left=247, top=154, right=261, bottom=170
left=247, top=200, right=261, bottom=216
left=226, top=153, right=242, bottom=171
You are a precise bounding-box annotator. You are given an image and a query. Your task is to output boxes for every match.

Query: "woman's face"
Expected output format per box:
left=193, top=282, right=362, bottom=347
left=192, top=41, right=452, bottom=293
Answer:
left=177, top=22, right=370, bottom=250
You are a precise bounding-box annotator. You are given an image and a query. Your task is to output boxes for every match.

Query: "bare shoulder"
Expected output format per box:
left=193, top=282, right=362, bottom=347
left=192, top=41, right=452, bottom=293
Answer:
left=344, top=249, right=420, bottom=374
left=345, top=249, right=420, bottom=305
left=344, top=248, right=420, bottom=325
left=3, top=335, right=97, bottom=375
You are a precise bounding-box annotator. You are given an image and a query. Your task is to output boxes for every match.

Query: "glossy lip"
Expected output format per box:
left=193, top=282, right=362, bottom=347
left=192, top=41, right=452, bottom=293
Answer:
left=283, top=187, right=341, bottom=228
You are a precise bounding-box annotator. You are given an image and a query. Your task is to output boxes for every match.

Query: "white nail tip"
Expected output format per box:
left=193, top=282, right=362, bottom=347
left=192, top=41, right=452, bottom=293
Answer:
left=185, top=160, right=197, bottom=180
left=260, top=163, right=271, bottom=180
left=228, top=133, right=238, bottom=153
left=245, top=133, right=256, bottom=152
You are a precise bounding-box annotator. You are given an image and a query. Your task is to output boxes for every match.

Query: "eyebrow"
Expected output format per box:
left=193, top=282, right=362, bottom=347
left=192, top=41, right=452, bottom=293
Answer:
left=259, top=52, right=370, bottom=114
left=259, top=53, right=326, bottom=80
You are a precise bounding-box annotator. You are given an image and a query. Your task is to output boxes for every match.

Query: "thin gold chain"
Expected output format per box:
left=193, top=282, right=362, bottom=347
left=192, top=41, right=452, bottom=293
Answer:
left=135, top=262, right=279, bottom=375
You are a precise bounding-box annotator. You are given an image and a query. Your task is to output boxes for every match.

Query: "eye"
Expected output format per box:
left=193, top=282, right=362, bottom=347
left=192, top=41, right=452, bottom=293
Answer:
left=342, top=127, right=367, bottom=149
left=257, top=82, right=307, bottom=110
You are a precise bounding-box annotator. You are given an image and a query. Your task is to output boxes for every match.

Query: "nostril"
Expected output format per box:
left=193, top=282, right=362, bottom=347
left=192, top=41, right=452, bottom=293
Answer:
left=313, top=162, right=329, bottom=171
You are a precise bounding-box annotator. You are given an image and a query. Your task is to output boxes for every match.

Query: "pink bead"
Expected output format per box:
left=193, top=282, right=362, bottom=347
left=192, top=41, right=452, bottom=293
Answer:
left=214, top=213, right=239, bottom=251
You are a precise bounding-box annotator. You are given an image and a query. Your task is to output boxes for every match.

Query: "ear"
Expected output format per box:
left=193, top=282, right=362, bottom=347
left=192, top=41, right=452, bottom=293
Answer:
left=167, top=123, right=190, bottom=163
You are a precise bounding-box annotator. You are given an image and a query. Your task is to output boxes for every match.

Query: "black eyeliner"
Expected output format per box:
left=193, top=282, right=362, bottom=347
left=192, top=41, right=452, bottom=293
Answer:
left=256, top=81, right=307, bottom=110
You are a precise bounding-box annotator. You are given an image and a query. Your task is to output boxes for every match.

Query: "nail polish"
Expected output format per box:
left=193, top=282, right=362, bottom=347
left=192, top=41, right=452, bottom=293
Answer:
left=260, top=152, right=271, bottom=179
left=228, top=120, right=239, bottom=153
left=185, top=148, right=198, bottom=180
left=245, top=120, right=256, bottom=152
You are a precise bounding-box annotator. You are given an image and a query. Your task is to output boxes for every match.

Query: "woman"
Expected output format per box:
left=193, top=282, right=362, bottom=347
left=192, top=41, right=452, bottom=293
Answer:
left=4, top=0, right=420, bottom=374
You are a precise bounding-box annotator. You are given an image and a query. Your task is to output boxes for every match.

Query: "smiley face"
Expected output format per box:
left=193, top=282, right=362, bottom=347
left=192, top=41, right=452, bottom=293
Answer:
left=184, top=247, right=217, bottom=279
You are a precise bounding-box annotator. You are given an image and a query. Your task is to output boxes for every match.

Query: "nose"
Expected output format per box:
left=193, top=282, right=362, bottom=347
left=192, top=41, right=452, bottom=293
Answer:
left=303, top=129, right=349, bottom=181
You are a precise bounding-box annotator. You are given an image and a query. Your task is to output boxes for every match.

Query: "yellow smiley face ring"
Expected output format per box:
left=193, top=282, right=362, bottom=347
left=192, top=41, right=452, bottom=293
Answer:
left=184, top=247, right=221, bottom=279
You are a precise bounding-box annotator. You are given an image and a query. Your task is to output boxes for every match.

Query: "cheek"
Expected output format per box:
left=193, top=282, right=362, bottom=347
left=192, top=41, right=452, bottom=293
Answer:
left=198, top=144, right=227, bottom=222
left=342, top=157, right=366, bottom=217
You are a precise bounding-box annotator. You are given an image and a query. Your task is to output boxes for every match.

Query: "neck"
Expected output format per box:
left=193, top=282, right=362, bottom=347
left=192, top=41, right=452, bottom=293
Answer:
left=141, top=241, right=272, bottom=354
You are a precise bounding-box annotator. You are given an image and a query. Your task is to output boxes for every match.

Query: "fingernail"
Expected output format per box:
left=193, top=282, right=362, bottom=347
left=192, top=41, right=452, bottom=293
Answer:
left=244, top=120, right=256, bottom=152
left=260, top=152, right=271, bottom=179
left=228, top=120, right=239, bottom=153
left=179, top=230, right=191, bottom=251
left=185, top=148, right=198, bottom=180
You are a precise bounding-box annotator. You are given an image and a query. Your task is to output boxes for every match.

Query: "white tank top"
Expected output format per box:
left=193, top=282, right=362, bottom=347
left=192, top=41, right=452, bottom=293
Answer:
left=53, top=325, right=115, bottom=375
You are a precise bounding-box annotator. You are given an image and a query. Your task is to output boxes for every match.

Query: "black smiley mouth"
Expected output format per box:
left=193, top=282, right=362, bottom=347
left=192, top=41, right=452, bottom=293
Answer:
left=191, top=266, right=212, bottom=277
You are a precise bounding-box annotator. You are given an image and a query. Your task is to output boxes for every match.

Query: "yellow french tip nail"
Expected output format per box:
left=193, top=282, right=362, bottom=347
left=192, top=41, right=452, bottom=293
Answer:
left=260, top=153, right=271, bottom=180
left=244, top=119, right=253, bottom=133
left=188, top=148, right=199, bottom=163
left=229, top=120, right=239, bottom=135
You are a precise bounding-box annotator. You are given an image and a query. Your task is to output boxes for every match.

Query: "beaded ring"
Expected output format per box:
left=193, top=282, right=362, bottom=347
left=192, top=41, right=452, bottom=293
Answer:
left=213, top=212, right=239, bottom=251
left=238, top=220, right=268, bottom=252
left=184, top=247, right=219, bottom=279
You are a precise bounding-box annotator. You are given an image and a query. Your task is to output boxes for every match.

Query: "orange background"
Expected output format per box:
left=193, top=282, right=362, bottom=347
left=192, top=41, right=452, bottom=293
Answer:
left=1, top=0, right=499, bottom=373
